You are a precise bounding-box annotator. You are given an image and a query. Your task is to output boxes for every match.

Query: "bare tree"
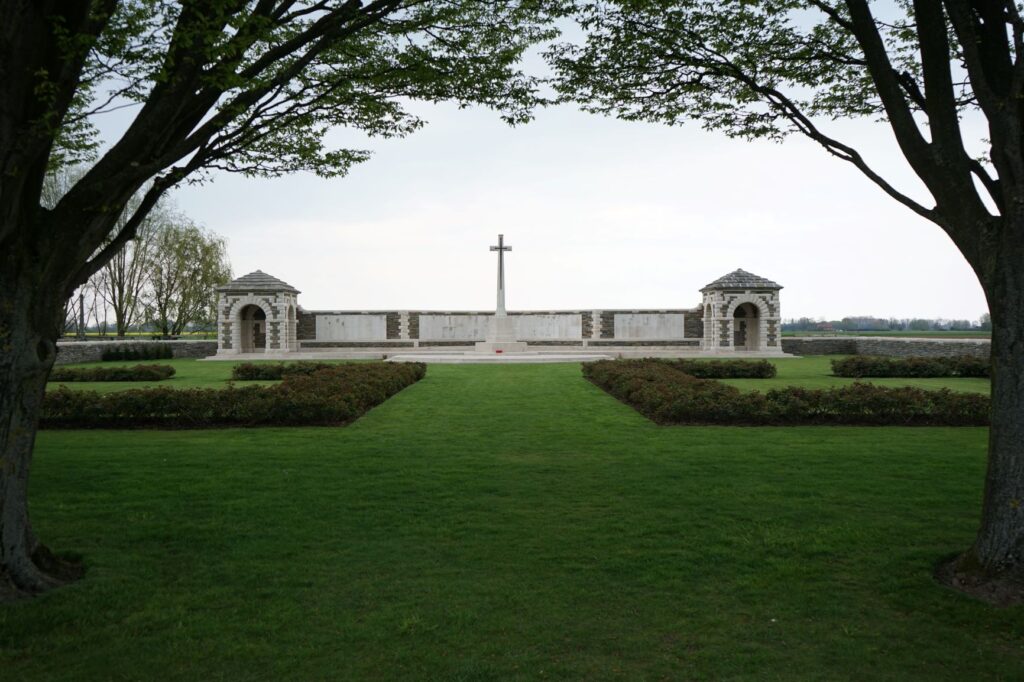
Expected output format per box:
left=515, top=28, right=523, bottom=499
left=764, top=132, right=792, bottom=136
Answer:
left=145, top=217, right=232, bottom=337
left=95, top=195, right=162, bottom=337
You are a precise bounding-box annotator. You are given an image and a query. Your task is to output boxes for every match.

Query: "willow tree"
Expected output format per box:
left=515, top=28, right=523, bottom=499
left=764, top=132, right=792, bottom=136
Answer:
left=551, top=0, right=1022, bottom=600
left=0, top=0, right=558, bottom=596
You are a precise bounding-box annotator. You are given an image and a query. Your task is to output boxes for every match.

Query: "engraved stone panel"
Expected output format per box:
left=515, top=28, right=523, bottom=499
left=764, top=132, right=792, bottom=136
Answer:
left=613, top=313, right=685, bottom=340
left=315, top=314, right=388, bottom=341
left=515, top=314, right=582, bottom=340
left=418, top=314, right=491, bottom=341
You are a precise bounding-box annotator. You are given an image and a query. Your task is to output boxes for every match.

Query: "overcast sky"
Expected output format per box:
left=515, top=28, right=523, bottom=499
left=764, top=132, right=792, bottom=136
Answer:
left=155, top=96, right=987, bottom=321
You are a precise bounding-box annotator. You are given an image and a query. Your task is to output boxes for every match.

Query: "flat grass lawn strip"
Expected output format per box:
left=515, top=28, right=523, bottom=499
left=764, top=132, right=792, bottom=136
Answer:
left=44, top=358, right=357, bottom=393
left=720, top=355, right=991, bottom=394
left=5, top=364, right=1021, bottom=680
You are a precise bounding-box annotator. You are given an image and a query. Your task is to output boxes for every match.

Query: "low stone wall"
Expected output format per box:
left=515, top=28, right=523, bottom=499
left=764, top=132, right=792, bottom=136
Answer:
left=782, top=336, right=990, bottom=358
left=780, top=338, right=858, bottom=355
left=55, top=340, right=218, bottom=365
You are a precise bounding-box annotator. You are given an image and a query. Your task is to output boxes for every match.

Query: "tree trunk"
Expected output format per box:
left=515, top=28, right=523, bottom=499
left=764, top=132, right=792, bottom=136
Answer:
left=943, top=231, right=1024, bottom=603
left=0, top=251, right=82, bottom=596
left=972, top=257, right=1024, bottom=573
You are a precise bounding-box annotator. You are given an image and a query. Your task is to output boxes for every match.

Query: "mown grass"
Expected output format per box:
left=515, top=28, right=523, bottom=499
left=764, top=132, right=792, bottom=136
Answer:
left=6, top=363, right=1020, bottom=680
left=718, top=356, right=991, bottom=394
left=43, top=358, right=348, bottom=392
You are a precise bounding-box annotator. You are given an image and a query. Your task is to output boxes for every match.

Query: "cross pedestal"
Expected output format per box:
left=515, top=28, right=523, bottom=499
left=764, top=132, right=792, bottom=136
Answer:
left=475, top=316, right=527, bottom=353
left=476, top=233, right=527, bottom=353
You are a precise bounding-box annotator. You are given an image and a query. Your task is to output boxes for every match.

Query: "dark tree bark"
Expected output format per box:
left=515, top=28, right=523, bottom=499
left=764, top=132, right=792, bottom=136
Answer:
left=0, top=1, right=105, bottom=595
left=0, top=230, right=81, bottom=593
left=967, top=230, right=1024, bottom=577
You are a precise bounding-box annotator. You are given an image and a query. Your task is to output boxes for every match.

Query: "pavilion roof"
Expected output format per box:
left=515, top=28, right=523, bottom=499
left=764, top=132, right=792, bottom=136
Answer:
left=701, top=268, right=782, bottom=291
left=216, top=270, right=300, bottom=294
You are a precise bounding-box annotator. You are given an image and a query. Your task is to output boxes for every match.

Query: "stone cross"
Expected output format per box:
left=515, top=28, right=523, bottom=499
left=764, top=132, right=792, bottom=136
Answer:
left=489, top=233, right=512, bottom=316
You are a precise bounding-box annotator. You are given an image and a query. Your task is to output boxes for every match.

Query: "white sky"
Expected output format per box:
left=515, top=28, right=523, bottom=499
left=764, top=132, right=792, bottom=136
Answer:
left=157, top=99, right=987, bottom=320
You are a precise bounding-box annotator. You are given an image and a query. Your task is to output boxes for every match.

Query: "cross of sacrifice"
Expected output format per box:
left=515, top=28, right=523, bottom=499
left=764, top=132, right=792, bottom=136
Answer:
left=489, top=234, right=512, bottom=316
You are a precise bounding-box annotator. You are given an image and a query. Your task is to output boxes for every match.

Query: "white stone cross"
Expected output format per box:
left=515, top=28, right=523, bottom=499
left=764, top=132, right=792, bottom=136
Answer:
left=489, top=233, right=512, bottom=316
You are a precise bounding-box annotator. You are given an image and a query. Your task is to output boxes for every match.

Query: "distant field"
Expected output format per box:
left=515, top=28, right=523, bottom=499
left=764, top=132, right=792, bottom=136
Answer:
left=783, top=330, right=990, bottom=338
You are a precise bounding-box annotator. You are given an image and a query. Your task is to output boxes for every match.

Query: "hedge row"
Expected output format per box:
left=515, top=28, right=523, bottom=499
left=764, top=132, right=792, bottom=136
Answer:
left=231, top=362, right=336, bottom=380
left=584, top=359, right=989, bottom=426
left=49, top=364, right=176, bottom=382
left=41, top=362, right=426, bottom=429
left=667, top=359, right=777, bottom=379
left=101, top=344, right=174, bottom=361
left=831, top=355, right=989, bottom=378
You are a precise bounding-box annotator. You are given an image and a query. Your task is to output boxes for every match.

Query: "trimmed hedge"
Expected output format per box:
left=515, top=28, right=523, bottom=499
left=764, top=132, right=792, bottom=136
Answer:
left=41, top=362, right=426, bottom=428
left=49, top=364, right=176, bottom=382
left=668, top=359, right=777, bottom=379
left=101, top=344, right=174, bottom=361
left=831, top=355, right=990, bottom=378
left=584, top=359, right=989, bottom=426
left=231, top=362, right=335, bottom=380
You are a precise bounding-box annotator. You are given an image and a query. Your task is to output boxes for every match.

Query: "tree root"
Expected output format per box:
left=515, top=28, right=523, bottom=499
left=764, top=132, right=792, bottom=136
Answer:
left=935, top=553, right=1024, bottom=607
left=0, top=545, right=84, bottom=602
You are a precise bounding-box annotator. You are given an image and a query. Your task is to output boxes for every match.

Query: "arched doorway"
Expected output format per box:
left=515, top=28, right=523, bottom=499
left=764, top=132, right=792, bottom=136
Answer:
left=733, top=302, right=760, bottom=351
left=240, top=304, right=267, bottom=352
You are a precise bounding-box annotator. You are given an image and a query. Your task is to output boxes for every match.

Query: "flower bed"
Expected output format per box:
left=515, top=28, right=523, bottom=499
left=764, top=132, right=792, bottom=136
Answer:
left=831, top=355, right=989, bottom=378
left=42, top=362, right=426, bottom=428
left=231, top=362, right=336, bottom=380
left=49, top=364, right=176, bottom=382
left=584, top=359, right=988, bottom=426
left=667, top=358, right=777, bottom=378
left=101, top=344, right=174, bottom=361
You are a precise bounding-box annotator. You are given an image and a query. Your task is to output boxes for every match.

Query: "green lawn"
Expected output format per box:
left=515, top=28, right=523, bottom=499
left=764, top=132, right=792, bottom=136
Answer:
left=43, top=357, right=344, bottom=392
left=7, top=363, right=1018, bottom=680
left=719, top=356, right=991, bottom=394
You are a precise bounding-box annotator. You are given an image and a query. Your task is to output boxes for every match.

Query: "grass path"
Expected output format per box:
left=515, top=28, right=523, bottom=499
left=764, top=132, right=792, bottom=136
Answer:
left=5, top=364, right=1020, bottom=680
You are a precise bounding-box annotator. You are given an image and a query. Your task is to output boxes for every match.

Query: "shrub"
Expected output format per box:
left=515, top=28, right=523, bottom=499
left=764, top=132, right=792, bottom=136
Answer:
left=49, top=364, right=176, bottom=382
left=831, top=355, right=989, bottom=378
left=668, top=358, right=777, bottom=379
left=231, top=362, right=335, bottom=381
left=101, top=344, right=174, bottom=362
left=41, top=362, right=426, bottom=429
left=584, top=359, right=988, bottom=426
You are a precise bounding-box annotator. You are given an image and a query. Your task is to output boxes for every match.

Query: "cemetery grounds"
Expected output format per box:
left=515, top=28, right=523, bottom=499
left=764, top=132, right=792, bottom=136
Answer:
left=0, top=357, right=1020, bottom=680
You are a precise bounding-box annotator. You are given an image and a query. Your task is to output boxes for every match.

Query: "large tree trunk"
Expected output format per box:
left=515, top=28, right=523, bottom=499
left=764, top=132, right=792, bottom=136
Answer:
left=942, top=232, right=1024, bottom=603
left=0, top=248, right=82, bottom=597
left=973, top=253, right=1024, bottom=571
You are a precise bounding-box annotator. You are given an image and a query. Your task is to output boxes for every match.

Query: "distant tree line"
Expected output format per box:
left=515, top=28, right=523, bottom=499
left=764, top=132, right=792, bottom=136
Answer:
left=783, top=314, right=991, bottom=333
left=50, top=168, right=232, bottom=339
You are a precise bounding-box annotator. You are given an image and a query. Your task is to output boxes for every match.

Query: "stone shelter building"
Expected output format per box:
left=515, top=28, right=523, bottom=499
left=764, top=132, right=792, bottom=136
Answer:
left=700, top=269, right=783, bottom=353
left=215, top=270, right=300, bottom=354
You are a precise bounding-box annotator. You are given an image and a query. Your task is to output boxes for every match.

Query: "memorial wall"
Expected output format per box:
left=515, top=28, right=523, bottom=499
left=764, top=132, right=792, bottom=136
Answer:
left=297, top=309, right=700, bottom=346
